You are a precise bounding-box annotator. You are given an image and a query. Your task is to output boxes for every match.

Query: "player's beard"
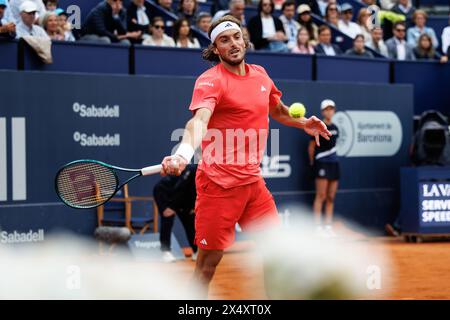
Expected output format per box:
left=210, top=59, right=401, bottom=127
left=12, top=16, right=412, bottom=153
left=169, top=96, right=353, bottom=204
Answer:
left=220, top=49, right=246, bottom=66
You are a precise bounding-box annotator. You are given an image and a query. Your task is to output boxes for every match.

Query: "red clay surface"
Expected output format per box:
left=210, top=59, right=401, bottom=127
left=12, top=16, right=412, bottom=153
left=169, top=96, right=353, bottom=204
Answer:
left=167, top=227, right=450, bottom=300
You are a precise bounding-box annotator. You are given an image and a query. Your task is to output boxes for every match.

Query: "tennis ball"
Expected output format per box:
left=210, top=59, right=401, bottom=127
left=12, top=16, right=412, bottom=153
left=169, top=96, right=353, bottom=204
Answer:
left=289, top=103, right=306, bottom=118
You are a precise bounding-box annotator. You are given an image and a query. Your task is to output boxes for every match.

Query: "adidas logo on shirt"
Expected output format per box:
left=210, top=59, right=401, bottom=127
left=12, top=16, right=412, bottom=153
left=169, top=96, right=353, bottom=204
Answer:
left=200, top=239, right=208, bottom=245
left=261, top=85, right=267, bottom=92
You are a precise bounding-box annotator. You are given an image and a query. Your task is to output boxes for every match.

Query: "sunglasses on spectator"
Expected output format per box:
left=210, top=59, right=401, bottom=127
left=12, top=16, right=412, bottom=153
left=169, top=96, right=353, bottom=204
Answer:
left=154, top=25, right=165, bottom=29
left=395, top=28, right=406, bottom=32
left=262, top=3, right=272, bottom=7
left=329, top=7, right=337, bottom=11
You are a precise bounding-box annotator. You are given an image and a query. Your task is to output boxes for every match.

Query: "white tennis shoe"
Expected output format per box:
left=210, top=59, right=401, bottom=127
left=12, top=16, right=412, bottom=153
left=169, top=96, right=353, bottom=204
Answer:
left=162, top=251, right=177, bottom=263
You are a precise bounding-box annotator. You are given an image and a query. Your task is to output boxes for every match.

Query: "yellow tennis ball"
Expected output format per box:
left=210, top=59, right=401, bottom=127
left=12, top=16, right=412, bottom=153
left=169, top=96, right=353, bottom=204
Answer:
left=289, top=103, right=306, bottom=118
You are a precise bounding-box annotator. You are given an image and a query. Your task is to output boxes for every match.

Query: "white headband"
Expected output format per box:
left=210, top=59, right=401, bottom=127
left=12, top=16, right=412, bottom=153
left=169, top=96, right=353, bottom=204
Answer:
left=210, top=21, right=241, bottom=43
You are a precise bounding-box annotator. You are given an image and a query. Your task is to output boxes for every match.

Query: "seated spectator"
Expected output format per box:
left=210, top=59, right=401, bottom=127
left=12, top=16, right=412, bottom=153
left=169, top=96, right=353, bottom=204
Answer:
left=142, top=16, right=175, bottom=47
left=173, top=17, right=200, bottom=48
left=324, top=3, right=339, bottom=28
left=80, top=0, right=141, bottom=45
left=213, top=0, right=246, bottom=26
left=391, top=0, right=415, bottom=21
left=366, top=26, right=388, bottom=57
left=292, top=27, right=315, bottom=54
left=40, top=11, right=63, bottom=40
left=157, top=0, right=174, bottom=13
left=7, top=0, right=46, bottom=24
left=247, top=0, right=288, bottom=52
left=357, top=8, right=372, bottom=43
left=15, top=0, right=49, bottom=38
left=315, top=24, right=342, bottom=55
left=385, top=21, right=415, bottom=60
left=43, top=0, right=57, bottom=12
left=337, top=3, right=360, bottom=39
left=196, top=12, right=211, bottom=39
left=407, top=10, right=438, bottom=49
left=442, top=16, right=450, bottom=56
left=54, top=8, right=75, bottom=41
left=127, top=0, right=153, bottom=37
left=178, top=0, right=198, bottom=25
left=0, top=0, right=16, bottom=39
left=297, top=4, right=318, bottom=46
left=345, top=34, right=374, bottom=57
left=413, top=33, right=447, bottom=63
left=279, top=0, right=300, bottom=50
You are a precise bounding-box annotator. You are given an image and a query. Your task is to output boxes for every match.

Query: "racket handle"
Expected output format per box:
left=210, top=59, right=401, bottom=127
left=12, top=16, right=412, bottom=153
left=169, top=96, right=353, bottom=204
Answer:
left=141, top=164, right=162, bottom=176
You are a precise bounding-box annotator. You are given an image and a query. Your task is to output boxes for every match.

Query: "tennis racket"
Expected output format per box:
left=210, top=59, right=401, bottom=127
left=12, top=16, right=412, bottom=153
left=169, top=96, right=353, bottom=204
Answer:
left=55, top=160, right=162, bottom=209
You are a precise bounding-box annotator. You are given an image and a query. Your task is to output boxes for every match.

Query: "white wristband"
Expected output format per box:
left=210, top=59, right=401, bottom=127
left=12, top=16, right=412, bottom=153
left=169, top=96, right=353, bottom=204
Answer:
left=174, top=143, right=195, bottom=163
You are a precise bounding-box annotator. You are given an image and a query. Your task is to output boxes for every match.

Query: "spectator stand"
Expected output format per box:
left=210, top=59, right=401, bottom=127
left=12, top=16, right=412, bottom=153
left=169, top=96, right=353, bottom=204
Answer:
left=146, top=0, right=210, bottom=47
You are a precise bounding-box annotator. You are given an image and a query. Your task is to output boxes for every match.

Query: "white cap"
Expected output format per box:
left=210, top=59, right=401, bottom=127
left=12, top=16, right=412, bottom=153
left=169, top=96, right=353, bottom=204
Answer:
left=20, top=0, right=38, bottom=13
left=320, top=99, right=336, bottom=110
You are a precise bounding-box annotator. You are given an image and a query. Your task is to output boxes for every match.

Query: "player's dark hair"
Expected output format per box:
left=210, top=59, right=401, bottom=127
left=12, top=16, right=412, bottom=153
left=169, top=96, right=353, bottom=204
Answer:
left=202, top=15, right=250, bottom=63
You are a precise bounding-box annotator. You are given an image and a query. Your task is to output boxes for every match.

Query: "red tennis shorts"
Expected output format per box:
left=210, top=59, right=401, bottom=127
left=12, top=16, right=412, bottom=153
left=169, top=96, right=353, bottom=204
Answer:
left=194, top=169, right=280, bottom=250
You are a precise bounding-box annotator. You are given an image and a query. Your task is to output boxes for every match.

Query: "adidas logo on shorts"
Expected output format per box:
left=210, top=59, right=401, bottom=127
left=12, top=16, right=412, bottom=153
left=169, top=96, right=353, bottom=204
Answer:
left=200, top=239, right=208, bottom=245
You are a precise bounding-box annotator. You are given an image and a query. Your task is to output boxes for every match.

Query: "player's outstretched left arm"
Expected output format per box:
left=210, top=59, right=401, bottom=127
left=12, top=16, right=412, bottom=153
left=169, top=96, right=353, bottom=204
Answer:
left=269, top=101, right=332, bottom=147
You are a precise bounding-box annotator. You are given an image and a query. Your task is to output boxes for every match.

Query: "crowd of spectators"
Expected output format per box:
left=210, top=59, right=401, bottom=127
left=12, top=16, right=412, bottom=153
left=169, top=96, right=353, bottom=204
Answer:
left=0, top=0, right=448, bottom=62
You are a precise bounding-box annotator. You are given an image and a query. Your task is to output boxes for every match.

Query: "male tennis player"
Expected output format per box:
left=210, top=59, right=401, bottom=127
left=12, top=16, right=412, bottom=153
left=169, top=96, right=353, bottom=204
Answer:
left=160, top=15, right=331, bottom=297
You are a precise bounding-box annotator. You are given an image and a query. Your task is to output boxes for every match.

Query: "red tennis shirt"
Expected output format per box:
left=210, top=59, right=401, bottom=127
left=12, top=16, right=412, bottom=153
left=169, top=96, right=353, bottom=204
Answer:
left=189, top=63, right=282, bottom=188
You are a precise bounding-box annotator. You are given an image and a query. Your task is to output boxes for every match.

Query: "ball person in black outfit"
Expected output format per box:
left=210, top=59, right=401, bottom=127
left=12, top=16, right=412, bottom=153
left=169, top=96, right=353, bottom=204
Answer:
left=308, top=99, right=340, bottom=237
left=153, top=164, right=198, bottom=262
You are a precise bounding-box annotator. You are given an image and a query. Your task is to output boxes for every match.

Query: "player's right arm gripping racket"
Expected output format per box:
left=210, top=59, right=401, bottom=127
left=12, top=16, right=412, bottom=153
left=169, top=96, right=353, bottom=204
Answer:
left=55, top=160, right=162, bottom=209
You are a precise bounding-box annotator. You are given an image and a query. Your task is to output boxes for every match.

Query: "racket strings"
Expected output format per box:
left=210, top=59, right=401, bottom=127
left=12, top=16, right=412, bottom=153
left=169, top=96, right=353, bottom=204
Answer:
left=56, top=162, right=117, bottom=208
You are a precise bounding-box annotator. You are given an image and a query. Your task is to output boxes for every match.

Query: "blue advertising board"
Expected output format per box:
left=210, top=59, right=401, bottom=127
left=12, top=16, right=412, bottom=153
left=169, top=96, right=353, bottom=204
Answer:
left=0, top=70, right=413, bottom=243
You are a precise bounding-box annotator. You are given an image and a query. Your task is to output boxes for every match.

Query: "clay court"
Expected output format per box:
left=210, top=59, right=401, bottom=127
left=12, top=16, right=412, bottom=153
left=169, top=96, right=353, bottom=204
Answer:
left=168, top=233, right=450, bottom=300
